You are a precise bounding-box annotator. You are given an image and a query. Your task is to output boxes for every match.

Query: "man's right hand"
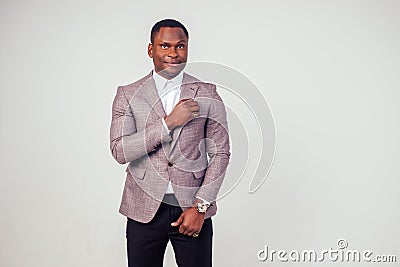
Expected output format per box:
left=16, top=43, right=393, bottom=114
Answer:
left=164, top=98, right=199, bottom=130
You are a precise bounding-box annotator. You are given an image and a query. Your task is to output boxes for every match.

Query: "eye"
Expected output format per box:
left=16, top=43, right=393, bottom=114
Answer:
left=177, top=44, right=185, bottom=49
left=161, top=44, right=169, bottom=49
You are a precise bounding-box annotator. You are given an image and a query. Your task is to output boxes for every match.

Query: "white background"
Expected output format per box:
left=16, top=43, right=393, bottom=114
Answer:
left=1, top=0, right=399, bottom=266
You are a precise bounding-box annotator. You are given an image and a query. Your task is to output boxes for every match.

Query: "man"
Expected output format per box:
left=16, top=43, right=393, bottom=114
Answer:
left=110, top=19, right=230, bottom=267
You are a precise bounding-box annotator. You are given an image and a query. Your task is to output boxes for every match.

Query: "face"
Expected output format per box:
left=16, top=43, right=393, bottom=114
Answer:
left=148, top=27, right=188, bottom=79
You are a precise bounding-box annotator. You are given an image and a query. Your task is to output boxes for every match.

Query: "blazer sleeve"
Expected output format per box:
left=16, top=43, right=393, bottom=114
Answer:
left=195, top=84, right=231, bottom=203
left=109, top=86, right=173, bottom=164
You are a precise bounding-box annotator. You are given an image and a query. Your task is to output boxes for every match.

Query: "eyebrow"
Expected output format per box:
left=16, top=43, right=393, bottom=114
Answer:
left=158, top=40, right=187, bottom=44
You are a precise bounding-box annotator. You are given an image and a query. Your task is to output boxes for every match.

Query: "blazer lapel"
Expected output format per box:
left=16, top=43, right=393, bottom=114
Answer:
left=179, top=74, right=199, bottom=100
left=141, top=72, right=166, bottom=119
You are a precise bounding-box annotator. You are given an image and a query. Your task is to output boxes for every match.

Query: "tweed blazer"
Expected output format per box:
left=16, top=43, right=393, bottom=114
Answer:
left=110, top=71, right=230, bottom=223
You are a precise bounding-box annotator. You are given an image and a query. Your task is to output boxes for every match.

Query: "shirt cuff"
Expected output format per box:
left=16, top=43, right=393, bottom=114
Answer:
left=162, top=117, right=171, bottom=134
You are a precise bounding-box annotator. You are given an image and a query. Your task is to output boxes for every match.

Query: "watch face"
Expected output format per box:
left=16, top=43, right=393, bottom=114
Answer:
left=197, top=203, right=207, bottom=213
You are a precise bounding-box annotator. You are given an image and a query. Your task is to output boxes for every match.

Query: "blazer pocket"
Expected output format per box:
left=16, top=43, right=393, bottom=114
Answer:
left=127, top=166, right=146, bottom=180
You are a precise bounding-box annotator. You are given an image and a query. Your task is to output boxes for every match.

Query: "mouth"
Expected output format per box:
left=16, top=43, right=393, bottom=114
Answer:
left=165, top=62, right=181, bottom=67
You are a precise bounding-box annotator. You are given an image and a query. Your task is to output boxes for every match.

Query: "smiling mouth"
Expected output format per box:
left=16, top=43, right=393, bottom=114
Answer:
left=165, top=62, right=181, bottom=66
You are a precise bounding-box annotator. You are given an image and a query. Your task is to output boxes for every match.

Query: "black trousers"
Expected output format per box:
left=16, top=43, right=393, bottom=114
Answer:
left=126, top=195, right=213, bottom=267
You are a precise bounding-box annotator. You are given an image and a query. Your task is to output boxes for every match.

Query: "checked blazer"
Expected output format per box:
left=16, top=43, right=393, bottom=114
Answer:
left=110, top=71, right=230, bottom=223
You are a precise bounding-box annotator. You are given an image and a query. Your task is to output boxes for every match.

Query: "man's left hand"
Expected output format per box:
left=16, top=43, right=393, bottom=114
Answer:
left=171, top=206, right=205, bottom=236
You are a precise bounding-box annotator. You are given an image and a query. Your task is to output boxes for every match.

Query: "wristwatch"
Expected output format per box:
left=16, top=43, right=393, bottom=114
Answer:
left=196, top=200, right=210, bottom=213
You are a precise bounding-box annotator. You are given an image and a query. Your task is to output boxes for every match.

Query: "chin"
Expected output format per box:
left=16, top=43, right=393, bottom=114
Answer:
left=160, top=65, right=185, bottom=77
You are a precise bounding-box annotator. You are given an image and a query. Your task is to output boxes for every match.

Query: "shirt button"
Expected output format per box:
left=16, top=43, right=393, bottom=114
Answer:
left=167, top=162, right=173, bottom=167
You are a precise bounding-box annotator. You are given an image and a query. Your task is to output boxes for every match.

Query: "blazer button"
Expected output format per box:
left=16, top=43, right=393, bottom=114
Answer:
left=167, top=162, right=173, bottom=167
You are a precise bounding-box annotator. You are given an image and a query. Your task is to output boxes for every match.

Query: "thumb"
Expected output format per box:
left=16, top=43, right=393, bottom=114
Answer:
left=171, top=215, right=184, bottom=226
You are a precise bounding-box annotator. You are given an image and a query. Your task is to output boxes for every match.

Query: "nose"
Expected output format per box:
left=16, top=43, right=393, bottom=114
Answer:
left=167, top=48, right=178, bottom=58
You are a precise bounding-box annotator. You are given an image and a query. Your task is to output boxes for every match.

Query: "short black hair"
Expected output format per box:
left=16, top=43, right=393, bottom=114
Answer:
left=150, top=19, right=189, bottom=43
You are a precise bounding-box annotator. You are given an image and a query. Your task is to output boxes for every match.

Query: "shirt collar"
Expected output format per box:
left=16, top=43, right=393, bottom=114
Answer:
left=152, top=70, right=184, bottom=92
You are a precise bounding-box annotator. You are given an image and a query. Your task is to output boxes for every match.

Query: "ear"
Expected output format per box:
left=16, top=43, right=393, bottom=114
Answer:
left=148, top=43, right=153, bottom=58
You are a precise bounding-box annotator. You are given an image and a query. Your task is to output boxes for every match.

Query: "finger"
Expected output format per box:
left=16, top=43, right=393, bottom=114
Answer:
left=188, top=106, right=200, bottom=112
left=179, top=224, right=192, bottom=235
left=179, top=98, right=192, bottom=104
left=182, top=102, right=195, bottom=110
left=191, top=227, right=202, bottom=236
left=186, top=100, right=198, bottom=107
left=182, top=227, right=191, bottom=236
left=179, top=225, right=187, bottom=234
left=187, top=229, right=198, bottom=237
left=192, top=233, right=199, bottom=238
left=171, top=217, right=183, bottom=227
left=171, top=215, right=184, bottom=226
left=175, top=98, right=192, bottom=108
left=191, top=231, right=201, bottom=237
left=188, top=102, right=199, bottom=109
